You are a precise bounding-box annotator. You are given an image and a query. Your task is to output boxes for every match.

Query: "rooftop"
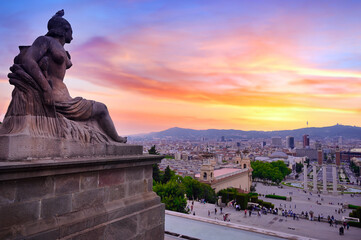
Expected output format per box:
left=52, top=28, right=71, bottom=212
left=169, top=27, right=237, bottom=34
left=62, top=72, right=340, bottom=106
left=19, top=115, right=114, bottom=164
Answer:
left=195, top=168, right=245, bottom=179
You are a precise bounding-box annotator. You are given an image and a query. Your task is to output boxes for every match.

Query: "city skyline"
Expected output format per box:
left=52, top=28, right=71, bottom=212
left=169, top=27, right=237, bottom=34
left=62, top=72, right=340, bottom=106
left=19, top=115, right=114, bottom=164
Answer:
left=1, top=0, right=360, bottom=135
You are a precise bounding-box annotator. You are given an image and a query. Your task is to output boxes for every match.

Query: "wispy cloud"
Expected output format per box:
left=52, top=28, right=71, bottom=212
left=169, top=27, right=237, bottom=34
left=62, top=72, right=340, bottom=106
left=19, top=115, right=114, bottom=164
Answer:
left=1, top=0, right=361, bottom=133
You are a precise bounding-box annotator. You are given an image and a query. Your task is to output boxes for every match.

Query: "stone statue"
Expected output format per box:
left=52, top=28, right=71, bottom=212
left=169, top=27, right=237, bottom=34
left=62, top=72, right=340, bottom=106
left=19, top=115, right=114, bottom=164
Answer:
left=0, top=10, right=127, bottom=144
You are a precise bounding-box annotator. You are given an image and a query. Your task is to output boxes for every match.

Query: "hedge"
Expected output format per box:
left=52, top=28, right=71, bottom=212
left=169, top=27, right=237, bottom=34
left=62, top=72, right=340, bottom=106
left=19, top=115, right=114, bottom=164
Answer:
left=348, top=221, right=361, bottom=228
left=248, top=192, right=259, bottom=197
left=248, top=197, right=274, bottom=209
left=265, top=194, right=287, bottom=200
left=257, top=199, right=274, bottom=209
left=218, top=189, right=253, bottom=210
left=348, top=204, right=361, bottom=209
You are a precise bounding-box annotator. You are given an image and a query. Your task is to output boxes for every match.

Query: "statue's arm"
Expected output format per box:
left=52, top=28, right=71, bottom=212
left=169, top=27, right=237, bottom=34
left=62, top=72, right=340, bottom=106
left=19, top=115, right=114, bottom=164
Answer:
left=22, top=36, right=53, bottom=105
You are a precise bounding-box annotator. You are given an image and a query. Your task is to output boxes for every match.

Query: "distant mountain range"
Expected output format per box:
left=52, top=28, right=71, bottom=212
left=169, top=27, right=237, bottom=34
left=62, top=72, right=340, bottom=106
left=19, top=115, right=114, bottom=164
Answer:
left=130, top=124, right=361, bottom=141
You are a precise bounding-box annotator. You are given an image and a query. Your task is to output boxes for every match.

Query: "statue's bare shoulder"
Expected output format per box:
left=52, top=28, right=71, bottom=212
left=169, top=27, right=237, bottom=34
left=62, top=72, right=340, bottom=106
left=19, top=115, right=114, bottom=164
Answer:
left=25, top=36, right=51, bottom=62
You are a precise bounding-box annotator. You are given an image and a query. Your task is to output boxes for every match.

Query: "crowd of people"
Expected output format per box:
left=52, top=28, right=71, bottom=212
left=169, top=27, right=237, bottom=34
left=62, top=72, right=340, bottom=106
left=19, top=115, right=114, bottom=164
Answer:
left=186, top=197, right=355, bottom=237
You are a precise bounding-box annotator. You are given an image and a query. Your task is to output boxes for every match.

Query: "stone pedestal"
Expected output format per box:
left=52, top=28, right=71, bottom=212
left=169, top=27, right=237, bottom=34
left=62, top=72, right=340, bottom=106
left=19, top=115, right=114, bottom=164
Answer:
left=303, top=163, right=308, bottom=191
left=0, top=134, right=142, bottom=161
left=0, top=153, right=164, bottom=240
left=322, top=164, right=327, bottom=194
left=312, top=165, right=317, bottom=193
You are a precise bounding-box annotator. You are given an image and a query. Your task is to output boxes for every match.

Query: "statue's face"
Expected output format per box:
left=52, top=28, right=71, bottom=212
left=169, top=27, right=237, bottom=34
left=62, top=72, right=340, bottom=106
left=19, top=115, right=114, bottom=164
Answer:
left=64, top=25, right=73, bottom=44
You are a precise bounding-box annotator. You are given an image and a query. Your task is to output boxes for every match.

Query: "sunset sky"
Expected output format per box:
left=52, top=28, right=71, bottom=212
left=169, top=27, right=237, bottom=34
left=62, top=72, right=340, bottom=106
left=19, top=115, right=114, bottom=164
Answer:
left=0, top=0, right=360, bottom=135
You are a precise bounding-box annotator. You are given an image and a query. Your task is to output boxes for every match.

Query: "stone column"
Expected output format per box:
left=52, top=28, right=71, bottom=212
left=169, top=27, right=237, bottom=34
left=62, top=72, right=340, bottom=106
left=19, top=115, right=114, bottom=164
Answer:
left=313, top=165, right=317, bottom=192
left=332, top=165, right=337, bottom=195
left=304, top=162, right=308, bottom=191
left=322, top=164, right=327, bottom=194
left=336, top=147, right=341, bottom=166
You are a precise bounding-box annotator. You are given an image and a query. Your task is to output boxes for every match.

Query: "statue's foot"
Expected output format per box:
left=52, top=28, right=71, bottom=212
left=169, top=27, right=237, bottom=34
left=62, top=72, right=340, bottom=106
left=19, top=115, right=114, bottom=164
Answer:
left=115, top=136, right=127, bottom=143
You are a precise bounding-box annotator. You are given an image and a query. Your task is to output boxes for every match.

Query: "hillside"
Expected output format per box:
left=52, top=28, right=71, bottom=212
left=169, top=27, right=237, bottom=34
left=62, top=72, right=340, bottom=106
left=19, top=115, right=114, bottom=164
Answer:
left=130, top=124, right=361, bottom=141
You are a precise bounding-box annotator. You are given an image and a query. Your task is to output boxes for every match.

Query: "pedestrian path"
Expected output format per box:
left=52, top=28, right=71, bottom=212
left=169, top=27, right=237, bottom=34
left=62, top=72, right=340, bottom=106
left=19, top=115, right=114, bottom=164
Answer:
left=185, top=182, right=361, bottom=240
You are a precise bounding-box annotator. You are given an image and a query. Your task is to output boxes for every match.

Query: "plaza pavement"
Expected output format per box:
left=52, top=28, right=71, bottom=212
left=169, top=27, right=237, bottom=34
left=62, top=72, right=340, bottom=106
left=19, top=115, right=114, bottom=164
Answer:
left=185, top=183, right=361, bottom=240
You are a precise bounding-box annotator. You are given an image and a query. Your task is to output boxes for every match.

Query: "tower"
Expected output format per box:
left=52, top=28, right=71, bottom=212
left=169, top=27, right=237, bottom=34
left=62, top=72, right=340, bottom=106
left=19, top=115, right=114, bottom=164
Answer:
left=239, top=155, right=251, bottom=170
left=286, top=136, right=295, bottom=149
left=317, top=148, right=323, bottom=165
left=200, top=160, right=214, bottom=182
left=303, top=135, right=310, bottom=148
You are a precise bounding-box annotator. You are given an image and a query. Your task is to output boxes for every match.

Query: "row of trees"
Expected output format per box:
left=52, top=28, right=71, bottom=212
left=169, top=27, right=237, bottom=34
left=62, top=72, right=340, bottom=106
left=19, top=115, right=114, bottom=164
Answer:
left=149, top=146, right=216, bottom=213
left=152, top=168, right=217, bottom=213
left=251, top=160, right=291, bottom=184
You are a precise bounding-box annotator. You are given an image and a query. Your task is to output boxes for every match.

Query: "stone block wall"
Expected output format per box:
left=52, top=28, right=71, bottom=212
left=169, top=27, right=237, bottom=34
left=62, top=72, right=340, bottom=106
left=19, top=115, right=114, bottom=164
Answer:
left=0, top=154, right=164, bottom=240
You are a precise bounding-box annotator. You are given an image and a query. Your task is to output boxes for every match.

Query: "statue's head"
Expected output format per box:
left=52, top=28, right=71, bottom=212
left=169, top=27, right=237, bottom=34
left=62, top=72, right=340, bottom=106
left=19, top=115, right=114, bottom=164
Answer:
left=46, top=10, right=73, bottom=43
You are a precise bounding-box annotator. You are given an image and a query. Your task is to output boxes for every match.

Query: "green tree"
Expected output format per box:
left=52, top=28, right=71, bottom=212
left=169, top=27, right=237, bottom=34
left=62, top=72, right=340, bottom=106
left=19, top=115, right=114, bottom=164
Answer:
left=148, top=145, right=159, bottom=155
left=162, top=165, right=175, bottom=184
left=148, top=145, right=162, bottom=182
left=153, top=180, right=187, bottom=213
left=152, top=163, right=162, bottom=183
left=305, top=157, right=310, bottom=167
left=296, top=163, right=303, bottom=173
left=271, top=161, right=291, bottom=177
left=180, top=176, right=216, bottom=203
left=251, top=160, right=291, bottom=183
left=350, top=161, right=360, bottom=177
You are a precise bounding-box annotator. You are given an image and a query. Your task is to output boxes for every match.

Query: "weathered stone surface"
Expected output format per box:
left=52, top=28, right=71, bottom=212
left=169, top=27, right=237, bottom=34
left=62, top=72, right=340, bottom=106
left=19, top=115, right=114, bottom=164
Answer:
left=125, top=166, right=144, bottom=182
left=144, top=165, right=152, bottom=179
left=60, top=219, right=89, bottom=238
left=0, top=134, right=62, bottom=161
left=104, top=217, right=138, bottom=240
left=0, top=154, right=162, bottom=182
left=147, top=178, right=153, bottom=192
left=99, top=168, right=124, bottom=187
left=107, top=184, right=126, bottom=202
left=41, top=195, right=72, bottom=219
left=133, top=233, right=146, bottom=240
left=0, top=228, right=14, bottom=240
left=72, top=188, right=105, bottom=211
left=127, top=180, right=146, bottom=197
left=0, top=201, right=40, bottom=228
left=0, top=180, right=16, bottom=205
left=80, top=172, right=98, bottom=190
left=92, top=213, right=109, bottom=226
left=27, top=228, right=60, bottom=240
left=145, top=225, right=165, bottom=240
left=0, top=154, right=164, bottom=240
left=55, top=174, right=80, bottom=195
left=0, top=134, right=143, bottom=161
left=16, top=176, right=54, bottom=202
left=139, top=205, right=164, bottom=232
left=71, top=226, right=106, bottom=240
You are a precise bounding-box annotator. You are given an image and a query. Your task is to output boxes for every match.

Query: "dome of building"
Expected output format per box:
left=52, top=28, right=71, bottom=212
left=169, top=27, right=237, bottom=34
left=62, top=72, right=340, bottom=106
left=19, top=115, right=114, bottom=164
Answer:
left=269, top=151, right=288, bottom=159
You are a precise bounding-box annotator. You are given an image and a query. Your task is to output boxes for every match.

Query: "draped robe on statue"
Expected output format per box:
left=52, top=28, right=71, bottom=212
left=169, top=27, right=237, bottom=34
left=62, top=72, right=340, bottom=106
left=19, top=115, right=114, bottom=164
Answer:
left=0, top=45, right=111, bottom=143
